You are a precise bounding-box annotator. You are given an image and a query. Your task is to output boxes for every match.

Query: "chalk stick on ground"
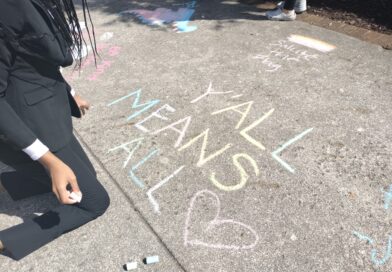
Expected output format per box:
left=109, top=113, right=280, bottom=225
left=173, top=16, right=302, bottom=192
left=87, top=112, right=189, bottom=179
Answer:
left=124, top=261, right=138, bottom=271
left=143, top=255, right=159, bottom=265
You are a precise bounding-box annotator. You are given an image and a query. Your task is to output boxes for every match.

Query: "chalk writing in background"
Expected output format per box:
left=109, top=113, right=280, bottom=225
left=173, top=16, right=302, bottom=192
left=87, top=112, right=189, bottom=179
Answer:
left=271, top=128, right=313, bottom=173
left=253, top=35, right=331, bottom=72
left=64, top=22, right=121, bottom=82
left=107, top=89, right=160, bottom=121
left=128, top=149, right=159, bottom=188
left=119, top=1, right=198, bottom=33
left=147, top=165, right=185, bottom=214
left=66, top=43, right=122, bottom=82
left=353, top=232, right=392, bottom=266
left=353, top=182, right=392, bottom=266
left=191, top=82, right=233, bottom=104
left=383, top=184, right=392, bottom=210
left=107, top=138, right=158, bottom=188
left=210, top=153, right=260, bottom=192
left=184, top=190, right=259, bottom=250
left=178, top=128, right=233, bottom=167
left=108, top=82, right=313, bottom=195
left=288, top=35, right=336, bottom=53
left=106, top=82, right=313, bottom=253
left=238, top=108, right=275, bottom=150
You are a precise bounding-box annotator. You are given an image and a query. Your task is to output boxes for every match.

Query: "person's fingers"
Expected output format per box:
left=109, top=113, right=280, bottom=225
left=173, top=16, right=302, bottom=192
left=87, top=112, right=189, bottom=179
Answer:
left=69, top=175, right=81, bottom=193
left=82, top=103, right=89, bottom=111
left=59, top=186, right=76, bottom=204
left=81, top=107, right=85, bottom=115
left=64, top=198, right=77, bottom=205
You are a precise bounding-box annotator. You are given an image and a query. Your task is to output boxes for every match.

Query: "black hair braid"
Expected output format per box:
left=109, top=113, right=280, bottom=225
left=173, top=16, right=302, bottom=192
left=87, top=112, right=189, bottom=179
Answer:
left=81, top=0, right=98, bottom=65
left=43, top=0, right=98, bottom=68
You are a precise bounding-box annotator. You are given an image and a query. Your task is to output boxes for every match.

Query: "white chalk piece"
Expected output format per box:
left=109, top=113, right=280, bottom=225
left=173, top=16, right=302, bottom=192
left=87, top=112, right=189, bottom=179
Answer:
left=124, top=261, right=138, bottom=270
left=69, top=191, right=82, bottom=203
left=143, top=255, right=159, bottom=265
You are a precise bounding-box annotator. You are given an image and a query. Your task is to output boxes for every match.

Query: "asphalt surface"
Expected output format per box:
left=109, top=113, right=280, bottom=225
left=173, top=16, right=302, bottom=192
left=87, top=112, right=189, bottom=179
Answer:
left=1, top=0, right=392, bottom=271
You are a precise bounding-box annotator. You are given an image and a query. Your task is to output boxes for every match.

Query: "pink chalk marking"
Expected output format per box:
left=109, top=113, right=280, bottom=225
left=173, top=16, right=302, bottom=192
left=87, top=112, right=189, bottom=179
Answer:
left=66, top=44, right=121, bottom=81
left=87, top=60, right=113, bottom=81
left=108, top=46, right=121, bottom=57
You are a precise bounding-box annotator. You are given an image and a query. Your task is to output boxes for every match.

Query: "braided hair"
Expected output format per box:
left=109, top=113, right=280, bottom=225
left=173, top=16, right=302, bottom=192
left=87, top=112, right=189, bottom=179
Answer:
left=42, top=0, right=98, bottom=68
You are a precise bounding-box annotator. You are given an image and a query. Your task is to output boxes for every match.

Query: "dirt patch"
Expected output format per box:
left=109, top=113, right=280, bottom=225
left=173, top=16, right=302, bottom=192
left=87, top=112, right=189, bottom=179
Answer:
left=241, top=0, right=392, bottom=35
left=307, top=0, right=391, bottom=35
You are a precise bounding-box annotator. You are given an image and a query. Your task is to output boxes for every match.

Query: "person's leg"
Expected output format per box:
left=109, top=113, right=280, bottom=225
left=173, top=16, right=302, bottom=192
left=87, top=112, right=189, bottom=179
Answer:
left=0, top=142, right=52, bottom=200
left=283, top=0, right=296, bottom=11
left=1, top=162, right=52, bottom=201
left=0, top=137, right=110, bottom=260
left=68, top=135, right=97, bottom=178
left=266, top=0, right=296, bottom=20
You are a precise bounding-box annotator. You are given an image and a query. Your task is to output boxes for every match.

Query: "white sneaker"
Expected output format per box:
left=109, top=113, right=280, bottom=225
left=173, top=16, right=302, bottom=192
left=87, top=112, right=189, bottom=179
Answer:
left=266, top=6, right=284, bottom=18
left=267, top=8, right=296, bottom=21
left=277, top=0, right=307, bottom=14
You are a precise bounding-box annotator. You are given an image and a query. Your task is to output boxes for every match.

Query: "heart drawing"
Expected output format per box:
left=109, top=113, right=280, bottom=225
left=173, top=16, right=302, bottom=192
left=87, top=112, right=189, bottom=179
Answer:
left=184, top=190, right=259, bottom=250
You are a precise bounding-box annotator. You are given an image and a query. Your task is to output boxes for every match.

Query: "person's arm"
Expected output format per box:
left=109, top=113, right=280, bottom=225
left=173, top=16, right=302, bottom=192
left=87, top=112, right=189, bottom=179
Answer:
left=62, top=74, right=90, bottom=116
left=0, top=40, right=38, bottom=151
left=0, top=39, right=81, bottom=204
left=38, top=151, right=82, bottom=203
left=63, top=79, right=76, bottom=97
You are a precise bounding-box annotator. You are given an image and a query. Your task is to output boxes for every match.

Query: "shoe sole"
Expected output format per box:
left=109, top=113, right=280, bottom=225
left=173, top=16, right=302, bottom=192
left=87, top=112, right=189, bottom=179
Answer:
left=268, top=16, right=296, bottom=21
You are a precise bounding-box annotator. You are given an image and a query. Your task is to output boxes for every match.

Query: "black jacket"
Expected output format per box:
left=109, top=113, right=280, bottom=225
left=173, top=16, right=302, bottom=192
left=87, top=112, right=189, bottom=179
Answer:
left=0, top=0, right=81, bottom=154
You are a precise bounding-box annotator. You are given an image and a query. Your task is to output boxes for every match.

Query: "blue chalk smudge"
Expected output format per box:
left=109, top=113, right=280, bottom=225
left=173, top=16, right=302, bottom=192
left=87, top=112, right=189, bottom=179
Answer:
left=371, top=236, right=392, bottom=266
left=353, top=231, right=374, bottom=244
left=271, top=127, right=313, bottom=173
left=107, top=89, right=160, bottom=121
left=383, top=184, right=392, bottom=210
left=128, top=149, right=159, bottom=188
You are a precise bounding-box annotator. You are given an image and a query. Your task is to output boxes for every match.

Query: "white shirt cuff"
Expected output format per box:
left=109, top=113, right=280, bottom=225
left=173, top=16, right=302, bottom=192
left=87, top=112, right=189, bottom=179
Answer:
left=22, top=139, right=49, bottom=161
left=70, top=89, right=76, bottom=97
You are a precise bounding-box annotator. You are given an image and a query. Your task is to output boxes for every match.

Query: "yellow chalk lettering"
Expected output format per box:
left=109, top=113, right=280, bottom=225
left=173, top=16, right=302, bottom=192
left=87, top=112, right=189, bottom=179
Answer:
left=178, top=128, right=232, bottom=167
left=210, top=153, right=260, bottom=191
left=211, top=101, right=254, bottom=129
left=240, top=108, right=274, bottom=150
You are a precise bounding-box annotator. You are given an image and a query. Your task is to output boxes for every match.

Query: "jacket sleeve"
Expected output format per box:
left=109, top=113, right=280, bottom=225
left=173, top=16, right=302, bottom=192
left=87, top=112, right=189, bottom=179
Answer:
left=65, top=80, right=76, bottom=97
left=0, top=38, right=48, bottom=159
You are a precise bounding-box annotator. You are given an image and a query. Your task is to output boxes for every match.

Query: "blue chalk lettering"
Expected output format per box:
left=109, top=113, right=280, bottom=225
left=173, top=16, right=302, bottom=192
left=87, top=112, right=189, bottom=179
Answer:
left=271, top=128, right=313, bottom=173
left=128, top=149, right=159, bottom=188
left=107, top=89, right=160, bottom=121
left=383, top=184, right=392, bottom=210
left=132, top=149, right=159, bottom=170
left=353, top=231, right=374, bottom=244
left=128, top=170, right=146, bottom=189
left=371, top=236, right=392, bottom=266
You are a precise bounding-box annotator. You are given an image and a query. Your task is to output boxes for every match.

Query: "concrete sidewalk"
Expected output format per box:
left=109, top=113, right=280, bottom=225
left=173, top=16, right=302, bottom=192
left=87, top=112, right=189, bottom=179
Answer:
left=1, top=0, right=392, bottom=271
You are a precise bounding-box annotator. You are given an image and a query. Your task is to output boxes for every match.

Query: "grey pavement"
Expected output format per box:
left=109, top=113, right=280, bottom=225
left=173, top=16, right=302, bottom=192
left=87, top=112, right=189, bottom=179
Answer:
left=1, top=0, right=392, bottom=271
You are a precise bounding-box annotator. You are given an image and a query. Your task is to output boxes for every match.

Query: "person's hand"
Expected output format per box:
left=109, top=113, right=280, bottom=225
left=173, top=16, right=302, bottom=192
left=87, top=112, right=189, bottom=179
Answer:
left=74, top=94, right=90, bottom=116
left=38, top=151, right=82, bottom=204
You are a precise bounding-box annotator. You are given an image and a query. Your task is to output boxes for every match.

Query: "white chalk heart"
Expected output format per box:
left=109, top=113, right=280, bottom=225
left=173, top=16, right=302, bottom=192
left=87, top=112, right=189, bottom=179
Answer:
left=184, top=190, right=259, bottom=250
